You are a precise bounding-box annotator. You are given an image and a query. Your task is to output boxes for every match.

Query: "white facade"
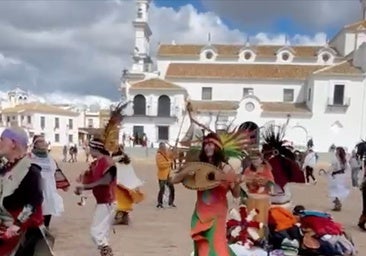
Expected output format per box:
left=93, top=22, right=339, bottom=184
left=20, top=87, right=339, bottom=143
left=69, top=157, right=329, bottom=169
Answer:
left=0, top=89, right=110, bottom=147
left=121, top=0, right=366, bottom=152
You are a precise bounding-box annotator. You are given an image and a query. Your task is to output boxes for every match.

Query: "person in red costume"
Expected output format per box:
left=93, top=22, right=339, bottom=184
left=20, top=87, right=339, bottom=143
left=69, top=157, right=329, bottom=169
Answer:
left=75, top=138, right=117, bottom=256
left=0, top=127, right=44, bottom=256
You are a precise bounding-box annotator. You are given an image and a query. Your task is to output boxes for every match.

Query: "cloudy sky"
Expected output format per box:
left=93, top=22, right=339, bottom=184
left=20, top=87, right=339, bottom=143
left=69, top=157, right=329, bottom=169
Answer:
left=0, top=0, right=360, bottom=105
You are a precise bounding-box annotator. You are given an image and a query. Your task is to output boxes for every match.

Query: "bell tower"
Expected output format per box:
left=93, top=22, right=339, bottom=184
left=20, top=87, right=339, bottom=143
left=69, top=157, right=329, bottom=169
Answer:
left=131, top=0, right=153, bottom=73
left=362, top=0, right=366, bottom=20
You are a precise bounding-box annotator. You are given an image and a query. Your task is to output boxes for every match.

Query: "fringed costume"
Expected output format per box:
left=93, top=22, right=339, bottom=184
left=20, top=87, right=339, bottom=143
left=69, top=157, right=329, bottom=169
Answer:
left=76, top=102, right=129, bottom=256
left=173, top=102, right=253, bottom=256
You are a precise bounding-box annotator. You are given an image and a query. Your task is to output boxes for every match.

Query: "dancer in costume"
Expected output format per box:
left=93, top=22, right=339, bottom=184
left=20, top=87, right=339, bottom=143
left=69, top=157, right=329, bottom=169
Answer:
left=0, top=127, right=45, bottom=256
left=112, top=146, right=144, bottom=225
left=75, top=102, right=128, bottom=256
left=29, top=135, right=69, bottom=228
left=243, top=147, right=274, bottom=238
left=172, top=132, right=244, bottom=256
left=327, top=147, right=350, bottom=211
left=75, top=138, right=117, bottom=256
left=261, top=124, right=305, bottom=207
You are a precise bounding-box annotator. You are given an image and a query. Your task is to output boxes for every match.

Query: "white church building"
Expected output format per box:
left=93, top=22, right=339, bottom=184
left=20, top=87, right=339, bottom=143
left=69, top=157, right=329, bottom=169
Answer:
left=121, top=0, right=366, bottom=152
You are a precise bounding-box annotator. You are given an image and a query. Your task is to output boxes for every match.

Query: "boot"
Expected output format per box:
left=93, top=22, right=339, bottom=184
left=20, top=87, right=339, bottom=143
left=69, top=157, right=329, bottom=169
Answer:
left=332, top=198, right=342, bottom=211
left=358, top=214, right=366, bottom=231
left=114, top=211, right=129, bottom=225
left=99, top=245, right=113, bottom=256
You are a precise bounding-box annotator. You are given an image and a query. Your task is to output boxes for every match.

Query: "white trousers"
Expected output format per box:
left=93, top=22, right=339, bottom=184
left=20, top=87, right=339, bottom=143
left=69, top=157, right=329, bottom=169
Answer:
left=90, top=203, right=116, bottom=247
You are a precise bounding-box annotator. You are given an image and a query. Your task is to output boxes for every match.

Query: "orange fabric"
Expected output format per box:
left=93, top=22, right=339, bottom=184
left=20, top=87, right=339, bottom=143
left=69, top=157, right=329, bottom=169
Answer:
left=156, top=150, right=172, bottom=180
left=268, top=206, right=298, bottom=231
left=243, top=163, right=274, bottom=195
left=191, top=183, right=234, bottom=256
left=115, top=185, right=144, bottom=212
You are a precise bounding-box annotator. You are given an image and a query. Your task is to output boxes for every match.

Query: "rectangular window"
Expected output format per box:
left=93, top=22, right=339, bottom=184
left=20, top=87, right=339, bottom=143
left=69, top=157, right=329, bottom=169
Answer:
left=308, top=88, right=311, bottom=101
left=88, top=118, right=93, bottom=128
left=202, top=87, right=212, bottom=100
left=55, top=134, right=60, bottom=143
left=243, top=87, right=254, bottom=97
left=68, top=134, right=73, bottom=143
left=158, top=126, right=169, bottom=141
left=40, top=116, right=45, bottom=129
left=217, top=115, right=229, bottom=122
left=68, top=119, right=73, bottom=129
left=0, top=114, right=2, bottom=124
left=333, top=84, right=344, bottom=105
left=6, top=116, right=10, bottom=123
left=283, top=89, right=294, bottom=102
left=55, top=117, right=60, bottom=129
left=27, top=115, right=31, bottom=124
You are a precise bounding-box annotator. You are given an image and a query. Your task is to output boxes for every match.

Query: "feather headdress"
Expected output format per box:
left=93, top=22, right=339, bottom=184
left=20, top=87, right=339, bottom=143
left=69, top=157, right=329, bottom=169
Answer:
left=101, top=101, right=129, bottom=153
left=181, top=101, right=254, bottom=160
left=261, top=123, right=295, bottom=160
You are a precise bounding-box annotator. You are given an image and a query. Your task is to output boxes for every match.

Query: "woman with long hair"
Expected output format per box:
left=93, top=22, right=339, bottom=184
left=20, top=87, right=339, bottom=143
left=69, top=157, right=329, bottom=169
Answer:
left=328, top=147, right=351, bottom=211
left=172, top=132, right=241, bottom=256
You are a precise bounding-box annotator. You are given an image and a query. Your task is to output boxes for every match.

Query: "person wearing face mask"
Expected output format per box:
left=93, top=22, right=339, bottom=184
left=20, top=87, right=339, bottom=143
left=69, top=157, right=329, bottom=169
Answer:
left=242, top=147, right=274, bottom=238
left=0, top=127, right=45, bottom=255
left=171, top=132, right=241, bottom=256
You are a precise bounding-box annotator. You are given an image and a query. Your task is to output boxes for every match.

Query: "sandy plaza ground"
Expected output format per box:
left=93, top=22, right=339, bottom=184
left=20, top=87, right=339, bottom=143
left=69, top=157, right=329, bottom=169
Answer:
left=48, top=149, right=366, bottom=256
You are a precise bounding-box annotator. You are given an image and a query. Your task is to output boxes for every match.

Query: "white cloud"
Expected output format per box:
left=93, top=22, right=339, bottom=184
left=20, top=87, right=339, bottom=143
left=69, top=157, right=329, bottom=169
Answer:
left=252, top=32, right=327, bottom=45
left=201, top=0, right=359, bottom=32
left=0, top=1, right=343, bottom=100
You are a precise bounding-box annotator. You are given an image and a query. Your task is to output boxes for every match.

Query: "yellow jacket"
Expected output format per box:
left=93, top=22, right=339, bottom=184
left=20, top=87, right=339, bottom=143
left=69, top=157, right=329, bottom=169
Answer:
left=156, top=150, right=172, bottom=180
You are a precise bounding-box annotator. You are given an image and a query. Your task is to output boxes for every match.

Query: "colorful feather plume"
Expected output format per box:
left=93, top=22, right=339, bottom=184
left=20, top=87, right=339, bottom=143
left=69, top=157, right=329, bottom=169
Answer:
left=219, top=129, right=254, bottom=159
left=101, top=101, right=129, bottom=153
left=181, top=100, right=255, bottom=160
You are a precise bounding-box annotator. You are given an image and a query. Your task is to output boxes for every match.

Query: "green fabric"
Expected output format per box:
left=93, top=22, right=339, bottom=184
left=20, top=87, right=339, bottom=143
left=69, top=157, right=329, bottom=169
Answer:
left=191, top=210, right=237, bottom=256
left=32, top=148, right=48, bottom=158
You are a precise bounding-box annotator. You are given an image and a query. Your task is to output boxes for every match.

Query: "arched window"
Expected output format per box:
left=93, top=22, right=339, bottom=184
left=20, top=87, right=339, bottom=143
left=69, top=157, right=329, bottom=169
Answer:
left=133, top=94, right=146, bottom=115
left=157, top=95, right=171, bottom=117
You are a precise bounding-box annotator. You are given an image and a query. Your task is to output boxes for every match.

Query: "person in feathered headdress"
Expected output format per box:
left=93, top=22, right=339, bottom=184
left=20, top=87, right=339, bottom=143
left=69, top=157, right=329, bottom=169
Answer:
left=111, top=145, right=144, bottom=225
left=261, top=124, right=305, bottom=207
left=75, top=102, right=129, bottom=256
left=171, top=102, right=253, bottom=256
left=242, top=146, right=274, bottom=238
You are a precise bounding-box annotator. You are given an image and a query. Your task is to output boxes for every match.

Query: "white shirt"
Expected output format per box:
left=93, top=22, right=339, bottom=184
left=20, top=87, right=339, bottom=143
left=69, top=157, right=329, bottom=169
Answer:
left=302, top=151, right=316, bottom=169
